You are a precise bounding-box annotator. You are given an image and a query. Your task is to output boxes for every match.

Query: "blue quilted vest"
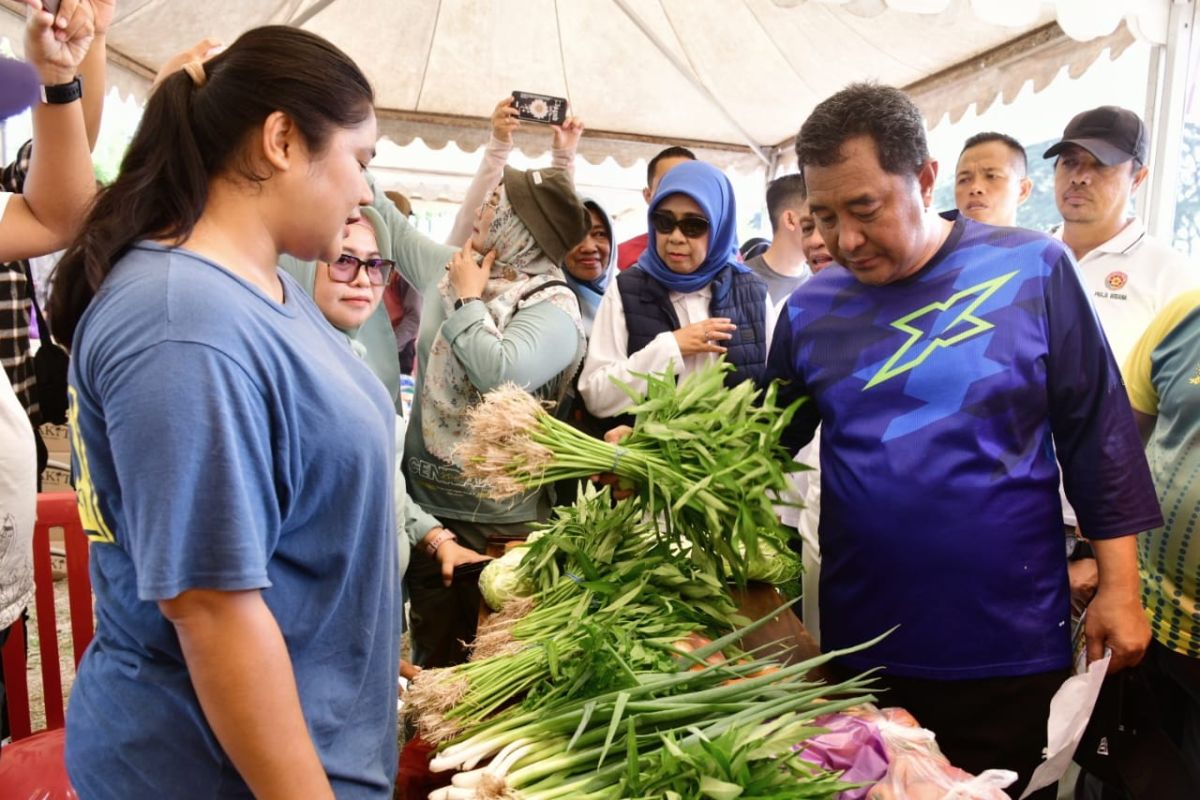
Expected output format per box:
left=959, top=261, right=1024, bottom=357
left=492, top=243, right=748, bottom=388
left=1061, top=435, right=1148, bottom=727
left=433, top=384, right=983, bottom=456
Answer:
left=616, top=265, right=767, bottom=387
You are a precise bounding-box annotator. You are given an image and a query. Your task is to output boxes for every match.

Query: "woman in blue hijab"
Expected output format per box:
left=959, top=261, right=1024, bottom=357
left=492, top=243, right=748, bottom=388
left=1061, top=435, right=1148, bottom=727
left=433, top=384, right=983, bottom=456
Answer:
left=578, top=160, right=768, bottom=418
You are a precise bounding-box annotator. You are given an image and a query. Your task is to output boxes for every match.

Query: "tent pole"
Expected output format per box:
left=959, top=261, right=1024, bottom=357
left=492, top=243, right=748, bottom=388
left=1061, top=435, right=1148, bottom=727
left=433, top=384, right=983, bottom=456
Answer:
left=1144, top=0, right=1196, bottom=240
left=766, top=146, right=781, bottom=183
left=1136, top=43, right=1162, bottom=223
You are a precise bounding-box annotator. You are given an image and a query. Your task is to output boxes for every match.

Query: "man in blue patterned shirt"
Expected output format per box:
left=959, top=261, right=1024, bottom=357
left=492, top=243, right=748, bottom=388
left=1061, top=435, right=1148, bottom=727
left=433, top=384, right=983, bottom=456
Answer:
left=765, top=83, right=1161, bottom=799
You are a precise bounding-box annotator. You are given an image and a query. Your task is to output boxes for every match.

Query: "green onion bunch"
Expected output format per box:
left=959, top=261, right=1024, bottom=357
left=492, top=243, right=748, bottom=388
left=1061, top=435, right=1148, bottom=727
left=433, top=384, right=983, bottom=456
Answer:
left=425, top=629, right=882, bottom=800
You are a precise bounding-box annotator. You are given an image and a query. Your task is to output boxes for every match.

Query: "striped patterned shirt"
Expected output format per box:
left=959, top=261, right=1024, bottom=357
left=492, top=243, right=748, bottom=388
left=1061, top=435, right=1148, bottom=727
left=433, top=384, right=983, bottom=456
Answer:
left=0, top=140, right=38, bottom=421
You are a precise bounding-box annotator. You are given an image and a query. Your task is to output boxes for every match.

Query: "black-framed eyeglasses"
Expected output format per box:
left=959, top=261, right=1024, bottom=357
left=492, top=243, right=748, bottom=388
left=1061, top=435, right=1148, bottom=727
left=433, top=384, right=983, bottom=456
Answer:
left=327, top=254, right=395, bottom=286
left=650, top=211, right=710, bottom=239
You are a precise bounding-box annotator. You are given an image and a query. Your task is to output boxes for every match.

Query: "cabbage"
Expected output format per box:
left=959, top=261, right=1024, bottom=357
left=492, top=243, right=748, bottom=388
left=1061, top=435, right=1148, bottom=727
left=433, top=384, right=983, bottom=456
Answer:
left=725, top=537, right=803, bottom=584
left=479, top=545, right=534, bottom=611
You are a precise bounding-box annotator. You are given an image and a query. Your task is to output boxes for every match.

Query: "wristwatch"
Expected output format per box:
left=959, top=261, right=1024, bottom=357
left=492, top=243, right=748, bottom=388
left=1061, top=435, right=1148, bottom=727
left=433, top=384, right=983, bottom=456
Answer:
left=41, top=76, right=83, bottom=105
left=453, top=296, right=481, bottom=311
left=422, top=528, right=457, bottom=557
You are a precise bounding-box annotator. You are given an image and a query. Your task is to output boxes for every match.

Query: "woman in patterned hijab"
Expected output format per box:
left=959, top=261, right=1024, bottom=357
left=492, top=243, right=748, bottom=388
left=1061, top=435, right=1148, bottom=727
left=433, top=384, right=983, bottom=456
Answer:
left=405, top=166, right=589, bottom=667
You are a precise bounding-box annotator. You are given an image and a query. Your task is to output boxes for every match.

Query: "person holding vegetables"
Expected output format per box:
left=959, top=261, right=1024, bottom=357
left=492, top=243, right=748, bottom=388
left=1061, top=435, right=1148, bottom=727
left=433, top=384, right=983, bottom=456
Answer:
left=766, top=82, right=1162, bottom=800
left=383, top=163, right=590, bottom=668
left=578, top=159, right=769, bottom=419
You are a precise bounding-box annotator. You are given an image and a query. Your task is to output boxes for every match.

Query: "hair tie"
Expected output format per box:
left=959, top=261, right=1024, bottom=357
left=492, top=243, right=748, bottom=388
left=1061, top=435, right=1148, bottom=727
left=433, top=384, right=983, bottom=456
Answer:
left=182, top=61, right=207, bottom=88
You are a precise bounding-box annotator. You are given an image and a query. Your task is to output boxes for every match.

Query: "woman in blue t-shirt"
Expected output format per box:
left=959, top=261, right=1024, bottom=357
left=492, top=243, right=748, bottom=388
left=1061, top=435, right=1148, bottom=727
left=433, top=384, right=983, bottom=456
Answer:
left=48, top=27, right=398, bottom=800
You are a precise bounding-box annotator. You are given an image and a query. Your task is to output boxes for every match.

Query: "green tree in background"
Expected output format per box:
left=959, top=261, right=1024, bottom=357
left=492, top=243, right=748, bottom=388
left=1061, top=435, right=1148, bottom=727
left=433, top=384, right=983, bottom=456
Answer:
left=92, top=131, right=126, bottom=185
left=1174, top=123, right=1200, bottom=254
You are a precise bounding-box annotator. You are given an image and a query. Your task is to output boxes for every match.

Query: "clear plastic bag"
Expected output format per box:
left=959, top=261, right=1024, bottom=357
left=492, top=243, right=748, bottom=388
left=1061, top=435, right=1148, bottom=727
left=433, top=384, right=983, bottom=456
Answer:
left=861, top=708, right=1017, bottom=800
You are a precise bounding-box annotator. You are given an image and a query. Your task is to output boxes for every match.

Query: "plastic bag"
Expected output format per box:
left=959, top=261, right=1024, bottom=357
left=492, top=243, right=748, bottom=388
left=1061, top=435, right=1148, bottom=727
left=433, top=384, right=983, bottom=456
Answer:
left=863, top=708, right=1017, bottom=800
left=795, top=712, right=890, bottom=800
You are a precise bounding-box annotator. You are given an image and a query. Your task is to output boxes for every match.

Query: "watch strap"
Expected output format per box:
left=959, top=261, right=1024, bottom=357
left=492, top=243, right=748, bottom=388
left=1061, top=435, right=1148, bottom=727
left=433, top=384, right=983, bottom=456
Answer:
left=40, top=75, right=83, bottom=105
left=453, top=296, right=481, bottom=311
left=423, top=529, right=457, bottom=557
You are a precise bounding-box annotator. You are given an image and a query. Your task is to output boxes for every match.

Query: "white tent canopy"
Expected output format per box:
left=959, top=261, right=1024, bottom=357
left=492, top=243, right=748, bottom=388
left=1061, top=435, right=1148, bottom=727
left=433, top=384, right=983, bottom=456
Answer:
left=0, top=0, right=1174, bottom=168
left=0, top=0, right=1193, bottom=231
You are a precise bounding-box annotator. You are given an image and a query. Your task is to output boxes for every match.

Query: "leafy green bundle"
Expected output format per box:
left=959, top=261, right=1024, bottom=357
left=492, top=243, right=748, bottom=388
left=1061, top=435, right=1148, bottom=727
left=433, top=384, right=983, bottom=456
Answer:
left=455, top=362, right=807, bottom=584
left=426, top=632, right=880, bottom=800
left=407, top=488, right=747, bottom=743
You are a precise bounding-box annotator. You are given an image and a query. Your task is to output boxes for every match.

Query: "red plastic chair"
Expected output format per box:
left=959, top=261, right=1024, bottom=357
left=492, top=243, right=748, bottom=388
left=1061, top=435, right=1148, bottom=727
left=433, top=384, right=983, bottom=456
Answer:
left=0, top=492, right=92, bottom=798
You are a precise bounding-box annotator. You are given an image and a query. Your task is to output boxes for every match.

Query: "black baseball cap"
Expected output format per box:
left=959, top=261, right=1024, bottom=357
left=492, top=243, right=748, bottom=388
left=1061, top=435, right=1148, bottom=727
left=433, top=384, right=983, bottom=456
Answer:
left=1043, top=106, right=1148, bottom=166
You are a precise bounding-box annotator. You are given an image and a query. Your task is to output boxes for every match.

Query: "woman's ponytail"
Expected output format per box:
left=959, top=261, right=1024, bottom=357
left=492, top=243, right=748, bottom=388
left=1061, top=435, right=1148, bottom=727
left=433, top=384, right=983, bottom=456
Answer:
left=49, top=70, right=209, bottom=346
left=48, top=26, right=373, bottom=347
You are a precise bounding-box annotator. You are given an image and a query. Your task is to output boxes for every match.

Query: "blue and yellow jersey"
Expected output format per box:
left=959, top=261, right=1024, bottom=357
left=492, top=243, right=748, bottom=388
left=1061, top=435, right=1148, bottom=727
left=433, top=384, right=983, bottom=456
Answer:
left=1125, top=290, right=1200, bottom=657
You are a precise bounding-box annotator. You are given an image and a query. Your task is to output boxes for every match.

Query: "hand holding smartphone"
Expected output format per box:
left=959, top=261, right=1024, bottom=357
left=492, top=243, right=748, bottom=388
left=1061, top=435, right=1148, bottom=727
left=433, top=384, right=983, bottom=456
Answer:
left=511, top=91, right=568, bottom=126
left=452, top=559, right=490, bottom=582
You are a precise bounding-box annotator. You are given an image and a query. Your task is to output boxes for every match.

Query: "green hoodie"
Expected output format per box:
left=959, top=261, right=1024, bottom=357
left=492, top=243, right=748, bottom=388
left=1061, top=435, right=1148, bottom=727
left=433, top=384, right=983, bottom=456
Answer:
left=278, top=206, right=403, bottom=412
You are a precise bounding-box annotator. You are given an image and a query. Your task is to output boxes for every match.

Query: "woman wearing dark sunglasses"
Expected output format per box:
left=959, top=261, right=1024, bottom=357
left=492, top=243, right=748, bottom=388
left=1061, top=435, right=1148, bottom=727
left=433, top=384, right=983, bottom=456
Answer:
left=578, top=160, right=769, bottom=418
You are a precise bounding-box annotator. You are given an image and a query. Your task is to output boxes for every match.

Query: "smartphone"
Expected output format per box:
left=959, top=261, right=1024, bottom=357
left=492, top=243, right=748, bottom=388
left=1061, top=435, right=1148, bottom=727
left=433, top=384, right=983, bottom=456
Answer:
left=511, top=91, right=568, bottom=126
left=452, top=559, right=491, bottom=583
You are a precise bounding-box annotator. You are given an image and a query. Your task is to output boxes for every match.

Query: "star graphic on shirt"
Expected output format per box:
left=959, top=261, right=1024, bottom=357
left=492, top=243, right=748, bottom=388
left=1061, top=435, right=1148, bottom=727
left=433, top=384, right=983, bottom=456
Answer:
left=864, top=271, right=1019, bottom=390
left=1190, top=364, right=1200, bottom=385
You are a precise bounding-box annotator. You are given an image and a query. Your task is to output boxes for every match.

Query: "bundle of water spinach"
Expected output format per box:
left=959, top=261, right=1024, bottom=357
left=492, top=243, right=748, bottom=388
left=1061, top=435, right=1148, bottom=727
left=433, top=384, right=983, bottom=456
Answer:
left=456, top=361, right=807, bottom=584
left=407, top=487, right=747, bottom=743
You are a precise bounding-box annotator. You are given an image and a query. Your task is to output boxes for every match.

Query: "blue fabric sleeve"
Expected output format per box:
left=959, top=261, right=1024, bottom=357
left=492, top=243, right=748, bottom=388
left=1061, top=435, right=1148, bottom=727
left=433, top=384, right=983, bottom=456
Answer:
left=762, top=303, right=820, bottom=456
left=99, top=340, right=281, bottom=601
left=1044, top=251, right=1163, bottom=540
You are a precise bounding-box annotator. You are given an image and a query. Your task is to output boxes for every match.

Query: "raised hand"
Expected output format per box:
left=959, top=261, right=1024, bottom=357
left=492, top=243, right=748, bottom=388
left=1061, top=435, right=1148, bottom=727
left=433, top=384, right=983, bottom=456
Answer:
left=551, top=116, right=584, bottom=152
left=152, top=37, right=225, bottom=89
left=90, top=0, right=115, bottom=36
left=491, top=97, right=521, bottom=144
left=24, top=0, right=95, bottom=84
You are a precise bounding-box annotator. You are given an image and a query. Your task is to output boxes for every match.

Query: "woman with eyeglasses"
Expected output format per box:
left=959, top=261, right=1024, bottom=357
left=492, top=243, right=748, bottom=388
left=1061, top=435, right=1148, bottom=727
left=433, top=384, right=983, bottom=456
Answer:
left=289, top=211, right=395, bottom=354
left=295, top=209, right=488, bottom=687
left=290, top=209, right=486, bottom=579
left=579, top=160, right=769, bottom=418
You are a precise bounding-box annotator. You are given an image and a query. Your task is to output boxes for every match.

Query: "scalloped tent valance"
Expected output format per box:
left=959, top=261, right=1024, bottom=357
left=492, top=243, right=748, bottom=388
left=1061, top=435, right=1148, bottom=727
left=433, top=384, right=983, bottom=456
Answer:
left=0, top=0, right=1166, bottom=170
